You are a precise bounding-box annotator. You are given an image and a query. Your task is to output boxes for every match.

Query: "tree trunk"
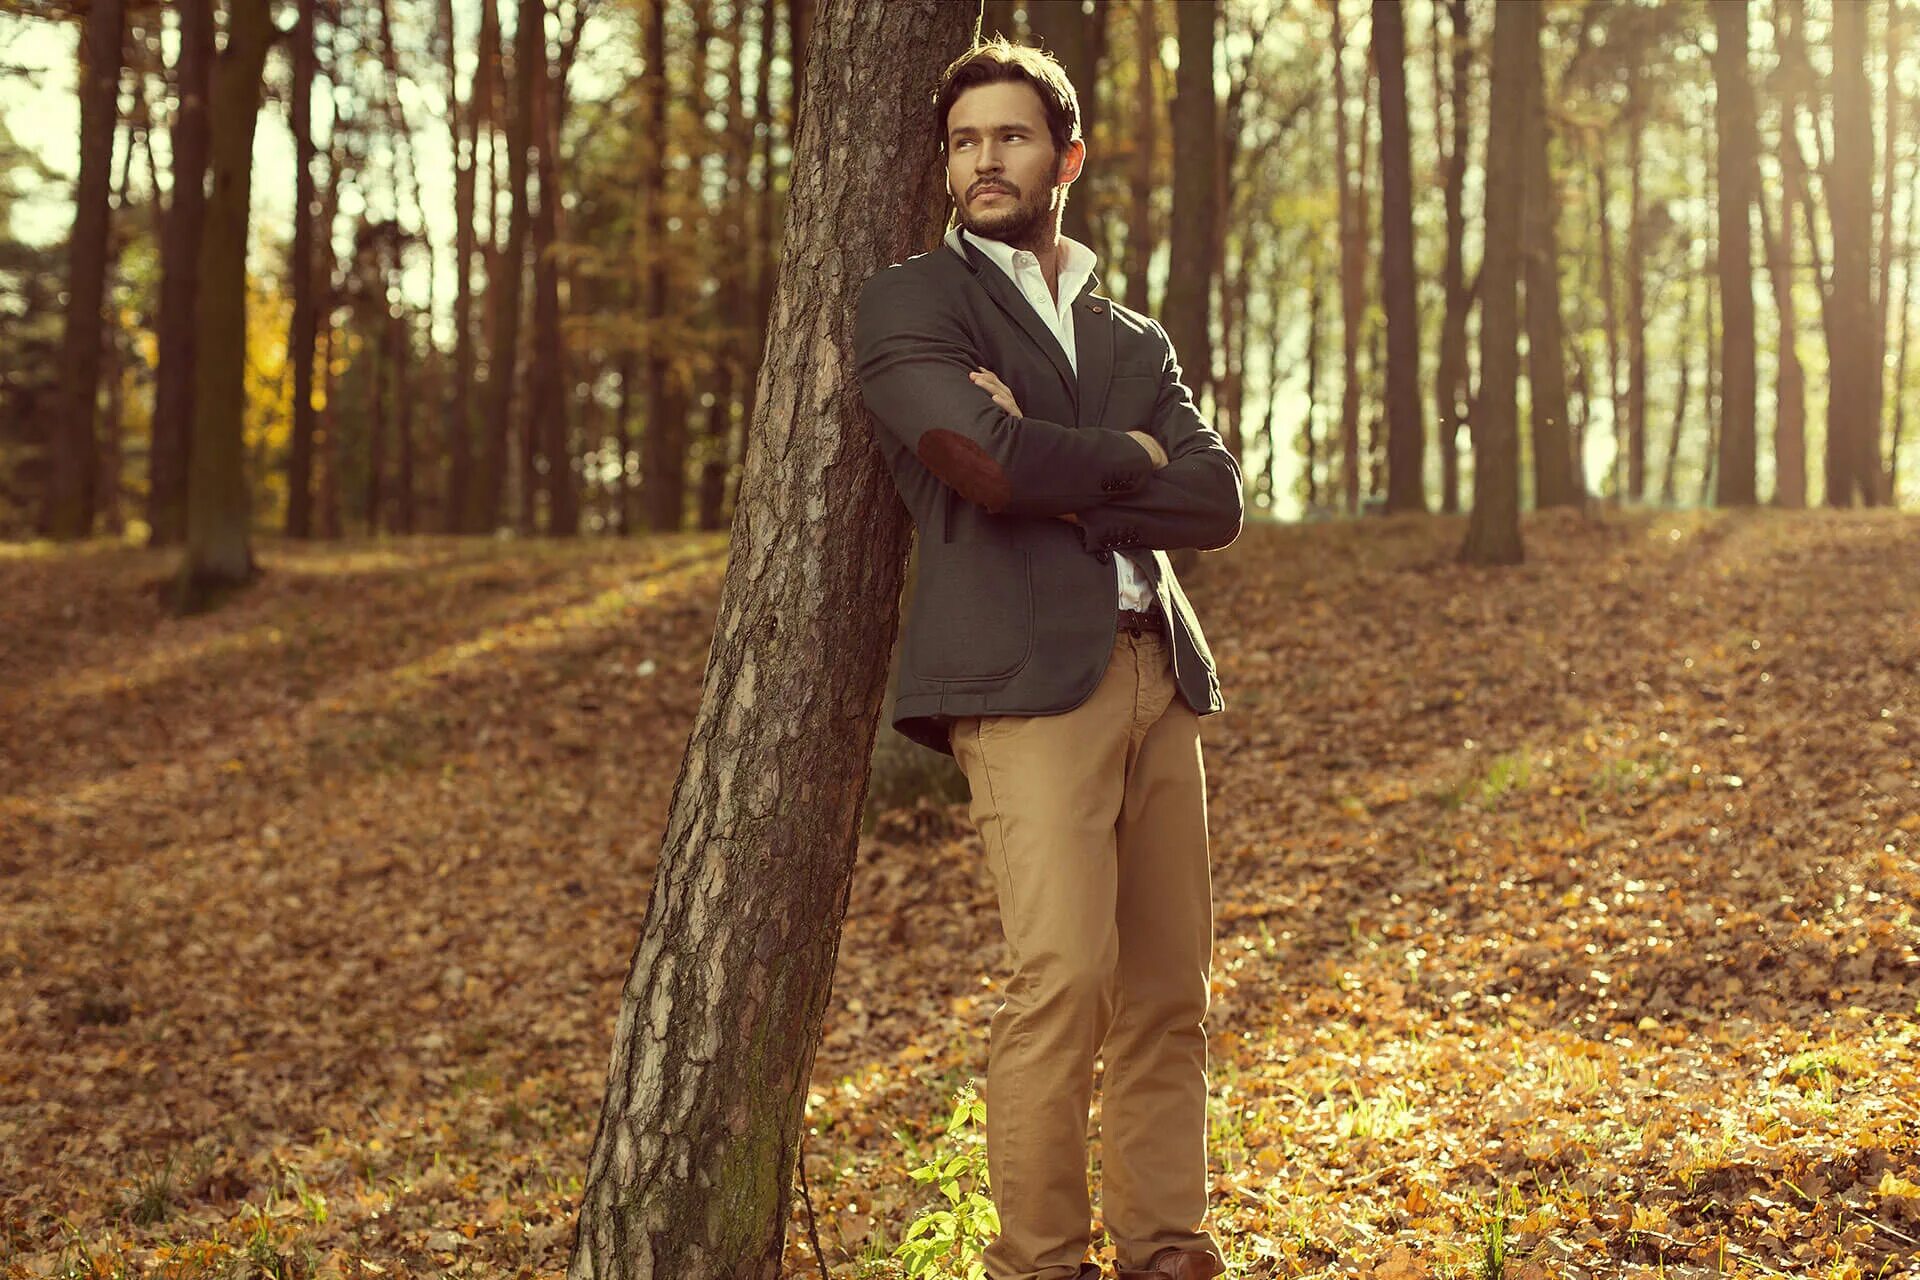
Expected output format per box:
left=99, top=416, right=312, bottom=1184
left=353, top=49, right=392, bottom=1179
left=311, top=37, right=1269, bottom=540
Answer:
left=1624, top=59, right=1648, bottom=502
left=1712, top=0, right=1758, bottom=507
left=176, top=0, right=274, bottom=611
left=1460, top=0, right=1524, bottom=565
left=1435, top=0, right=1469, bottom=516
left=1827, top=0, right=1879, bottom=506
left=148, top=0, right=213, bottom=545
left=1164, top=0, right=1216, bottom=412
left=1374, top=0, right=1425, bottom=514
left=1122, top=0, right=1161, bottom=314
left=702, top=0, right=752, bottom=531
left=286, top=0, right=320, bottom=538
left=1331, top=0, right=1362, bottom=513
left=526, top=0, right=576, bottom=535
left=481, top=0, right=530, bottom=532
left=1026, top=0, right=1105, bottom=251
left=50, top=0, right=124, bottom=540
left=642, top=0, right=686, bottom=532
left=563, top=2, right=972, bottom=1274
left=1520, top=0, right=1575, bottom=508
left=442, top=0, right=480, bottom=531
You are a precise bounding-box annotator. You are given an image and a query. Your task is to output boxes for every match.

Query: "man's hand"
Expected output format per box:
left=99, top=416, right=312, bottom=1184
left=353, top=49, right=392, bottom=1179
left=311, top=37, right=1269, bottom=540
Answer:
left=1124, top=430, right=1170, bottom=469
left=967, top=364, right=1161, bottom=524
left=968, top=367, right=1022, bottom=418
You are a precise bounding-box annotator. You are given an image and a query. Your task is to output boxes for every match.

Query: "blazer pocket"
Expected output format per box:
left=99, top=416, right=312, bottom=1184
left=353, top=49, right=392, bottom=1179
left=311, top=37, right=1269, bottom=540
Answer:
left=906, top=545, right=1034, bottom=681
left=1105, top=373, right=1160, bottom=429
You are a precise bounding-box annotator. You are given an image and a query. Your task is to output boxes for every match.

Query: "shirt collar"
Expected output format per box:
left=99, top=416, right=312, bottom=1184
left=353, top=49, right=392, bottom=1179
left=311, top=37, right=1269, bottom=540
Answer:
left=951, top=225, right=1098, bottom=303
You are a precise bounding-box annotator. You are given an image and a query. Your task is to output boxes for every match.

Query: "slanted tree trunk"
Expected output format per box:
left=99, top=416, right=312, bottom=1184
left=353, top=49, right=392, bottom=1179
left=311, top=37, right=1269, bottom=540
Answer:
left=563, top=2, right=974, bottom=1274
left=50, top=0, right=124, bottom=540
left=1461, top=0, right=1525, bottom=565
left=176, top=0, right=275, bottom=611
left=1712, top=0, right=1758, bottom=507
left=1520, top=0, right=1576, bottom=508
left=1374, top=0, right=1425, bottom=514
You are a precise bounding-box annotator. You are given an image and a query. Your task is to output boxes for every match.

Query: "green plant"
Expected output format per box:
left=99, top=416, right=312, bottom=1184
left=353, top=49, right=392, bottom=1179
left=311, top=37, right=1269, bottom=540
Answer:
left=893, top=1084, right=999, bottom=1280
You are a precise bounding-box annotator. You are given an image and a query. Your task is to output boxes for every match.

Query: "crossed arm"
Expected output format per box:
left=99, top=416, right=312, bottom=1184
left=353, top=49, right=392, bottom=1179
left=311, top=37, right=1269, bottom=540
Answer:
left=853, top=267, right=1241, bottom=552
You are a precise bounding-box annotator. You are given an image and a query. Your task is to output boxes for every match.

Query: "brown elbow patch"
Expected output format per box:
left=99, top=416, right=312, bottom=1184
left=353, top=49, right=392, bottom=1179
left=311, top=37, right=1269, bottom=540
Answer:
left=917, top=428, right=1012, bottom=513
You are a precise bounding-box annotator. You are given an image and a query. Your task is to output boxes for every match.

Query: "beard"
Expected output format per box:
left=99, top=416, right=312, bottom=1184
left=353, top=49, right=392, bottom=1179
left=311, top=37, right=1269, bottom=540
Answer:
left=951, top=158, right=1064, bottom=246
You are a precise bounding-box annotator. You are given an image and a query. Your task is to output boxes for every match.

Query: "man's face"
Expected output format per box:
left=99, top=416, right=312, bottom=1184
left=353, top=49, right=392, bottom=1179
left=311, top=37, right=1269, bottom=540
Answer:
left=945, top=80, right=1083, bottom=244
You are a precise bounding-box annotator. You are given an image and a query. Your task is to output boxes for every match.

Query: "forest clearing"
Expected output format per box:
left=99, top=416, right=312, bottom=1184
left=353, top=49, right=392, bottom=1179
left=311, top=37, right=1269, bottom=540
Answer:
left=3, top=507, right=1916, bottom=1280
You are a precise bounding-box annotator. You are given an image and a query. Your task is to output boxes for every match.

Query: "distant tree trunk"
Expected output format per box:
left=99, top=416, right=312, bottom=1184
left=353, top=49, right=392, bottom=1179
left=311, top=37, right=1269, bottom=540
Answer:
left=642, top=0, right=685, bottom=532
left=1374, top=0, right=1425, bottom=514
left=1661, top=219, right=1696, bottom=508
left=1165, top=0, right=1216, bottom=411
left=1122, top=0, right=1162, bottom=315
left=1518, top=1, right=1575, bottom=508
left=367, top=254, right=389, bottom=531
left=1876, top=0, right=1904, bottom=498
left=50, top=0, right=124, bottom=540
left=1827, top=0, right=1879, bottom=506
left=562, top=2, right=972, bottom=1275
left=176, top=0, right=274, bottom=611
left=1624, top=59, right=1648, bottom=502
left=701, top=0, right=751, bottom=531
left=394, top=299, right=417, bottom=534
left=148, top=0, right=212, bottom=545
left=1764, top=0, right=1809, bottom=508
left=287, top=0, right=320, bottom=539
left=981, top=0, right=1015, bottom=40
left=1461, top=0, right=1524, bottom=565
left=1304, top=254, right=1322, bottom=510
left=526, top=0, right=576, bottom=535
left=442, top=0, right=479, bottom=531
left=1712, top=0, right=1758, bottom=507
left=1435, top=0, right=1469, bottom=516
left=1331, top=0, right=1363, bottom=514
left=480, top=0, right=530, bottom=532
left=1592, top=146, right=1624, bottom=504
left=1026, top=0, right=1105, bottom=251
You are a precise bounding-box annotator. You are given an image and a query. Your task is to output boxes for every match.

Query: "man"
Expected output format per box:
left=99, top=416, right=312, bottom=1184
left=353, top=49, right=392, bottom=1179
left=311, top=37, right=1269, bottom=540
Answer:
left=852, top=36, right=1241, bottom=1280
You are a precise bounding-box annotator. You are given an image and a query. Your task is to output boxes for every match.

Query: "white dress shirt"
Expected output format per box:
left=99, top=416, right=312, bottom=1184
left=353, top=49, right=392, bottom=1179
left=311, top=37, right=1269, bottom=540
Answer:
left=958, top=227, right=1155, bottom=612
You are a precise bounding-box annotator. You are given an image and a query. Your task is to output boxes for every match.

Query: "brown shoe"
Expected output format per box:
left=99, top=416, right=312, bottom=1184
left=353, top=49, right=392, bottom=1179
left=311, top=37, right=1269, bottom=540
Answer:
left=1114, top=1247, right=1226, bottom=1280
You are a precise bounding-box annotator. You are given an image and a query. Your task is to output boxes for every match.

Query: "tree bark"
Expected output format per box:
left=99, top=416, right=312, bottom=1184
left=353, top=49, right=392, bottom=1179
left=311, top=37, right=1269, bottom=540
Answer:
left=1520, top=0, right=1576, bottom=508
left=148, top=0, right=212, bottom=547
left=1460, top=0, right=1525, bottom=565
left=1122, top=0, right=1161, bottom=314
left=1331, top=0, right=1363, bottom=513
left=1165, top=0, right=1217, bottom=412
left=442, top=0, right=481, bottom=531
left=480, top=0, right=531, bottom=531
left=1374, top=0, right=1425, bottom=514
left=177, top=0, right=275, bottom=611
left=1624, top=57, right=1648, bottom=502
left=1827, top=0, right=1880, bottom=506
left=1711, top=0, right=1758, bottom=506
left=1435, top=0, right=1469, bottom=516
left=562, top=1, right=971, bottom=1274
left=50, top=0, right=124, bottom=540
left=287, top=0, right=320, bottom=539
left=526, top=0, right=577, bottom=534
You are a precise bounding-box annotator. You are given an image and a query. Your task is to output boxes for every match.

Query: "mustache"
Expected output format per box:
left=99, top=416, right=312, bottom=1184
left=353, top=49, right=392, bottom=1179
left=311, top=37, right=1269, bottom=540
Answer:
left=970, top=183, right=1017, bottom=198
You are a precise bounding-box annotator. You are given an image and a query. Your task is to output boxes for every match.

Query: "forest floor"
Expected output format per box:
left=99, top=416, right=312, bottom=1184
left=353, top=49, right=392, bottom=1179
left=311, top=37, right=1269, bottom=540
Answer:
left=2, top=507, right=1917, bottom=1280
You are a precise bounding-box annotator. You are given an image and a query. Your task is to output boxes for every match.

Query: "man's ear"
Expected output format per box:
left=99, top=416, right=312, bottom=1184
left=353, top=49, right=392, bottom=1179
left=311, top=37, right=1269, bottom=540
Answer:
left=1058, top=139, right=1086, bottom=187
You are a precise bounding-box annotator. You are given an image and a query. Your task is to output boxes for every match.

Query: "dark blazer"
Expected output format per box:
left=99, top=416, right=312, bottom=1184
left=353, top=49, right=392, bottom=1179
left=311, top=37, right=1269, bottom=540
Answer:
left=854, top=225, right=1243, bottom=757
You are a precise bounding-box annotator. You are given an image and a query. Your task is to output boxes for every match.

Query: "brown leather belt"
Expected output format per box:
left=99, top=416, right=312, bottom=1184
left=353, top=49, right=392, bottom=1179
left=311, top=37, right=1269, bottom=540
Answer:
left=1117, top=603, right=1165, bottom=637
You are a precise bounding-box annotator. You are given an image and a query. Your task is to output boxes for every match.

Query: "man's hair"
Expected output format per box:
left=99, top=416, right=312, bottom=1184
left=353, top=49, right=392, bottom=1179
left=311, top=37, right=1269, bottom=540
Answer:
left=933, top=36, right=1082, bottom=160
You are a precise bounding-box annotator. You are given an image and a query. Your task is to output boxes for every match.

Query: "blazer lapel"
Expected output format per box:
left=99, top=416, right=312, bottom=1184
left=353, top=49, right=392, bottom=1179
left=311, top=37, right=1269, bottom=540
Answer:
left=1071, top=277, right=1113, bottom=429
left=947, top=226, right=1078, bottom=413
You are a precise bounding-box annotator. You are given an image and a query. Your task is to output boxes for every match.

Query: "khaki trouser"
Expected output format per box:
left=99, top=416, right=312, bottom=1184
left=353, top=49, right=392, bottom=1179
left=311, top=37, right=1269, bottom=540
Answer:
left=949, top=628, right=1222, bottom=1280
